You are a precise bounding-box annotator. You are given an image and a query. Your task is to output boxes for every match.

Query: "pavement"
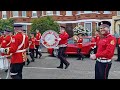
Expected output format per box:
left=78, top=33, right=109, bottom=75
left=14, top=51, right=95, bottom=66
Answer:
left=0, top=46, right=119, bottom=79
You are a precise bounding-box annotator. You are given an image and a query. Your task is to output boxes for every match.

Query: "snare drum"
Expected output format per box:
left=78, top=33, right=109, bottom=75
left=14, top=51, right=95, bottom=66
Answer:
left=0, top=57, right=9, bottom=70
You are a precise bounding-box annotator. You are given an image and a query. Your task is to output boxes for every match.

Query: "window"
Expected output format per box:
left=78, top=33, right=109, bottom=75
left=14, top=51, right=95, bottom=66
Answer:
left=103, top=11, right=111, bottom=14
left=22, top=25, right=27, bottom=31
left=22, top=11, right=26, bottom=17
left=46, top=11, right=53, bottom=15
left=32, top=11, right=37, bottom=17
left=117, top=11, right=120, bottom=16
left=66, top=11, right=72, bottom=16
left=118, top=25, right=120, bottom=36
left=77, top=11, right=81, bottom=14
left=84, top=11, right=93, bottom=13
left=84, top=22, right=92, bottom=36
left=42, top=11, right=44, bottom=16
left=56, top=11, right=60, bottom=15
left=2, top=11, right=7, bottom=19
left=12, top=11, right=19, bottom=17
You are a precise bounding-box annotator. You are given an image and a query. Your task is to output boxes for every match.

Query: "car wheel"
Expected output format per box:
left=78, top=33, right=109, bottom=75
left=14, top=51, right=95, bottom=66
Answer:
left=53, top=49, right=58, bottom=57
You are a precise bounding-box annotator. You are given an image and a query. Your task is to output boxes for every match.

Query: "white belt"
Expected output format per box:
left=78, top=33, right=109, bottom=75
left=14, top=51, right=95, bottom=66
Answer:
left=16, top=49, right=26, bottom=53
left=59, top=44, right=67, bottom=47
left=10, top=72, right=18, bottom=75
left=97, top=58, right=112, bottom=63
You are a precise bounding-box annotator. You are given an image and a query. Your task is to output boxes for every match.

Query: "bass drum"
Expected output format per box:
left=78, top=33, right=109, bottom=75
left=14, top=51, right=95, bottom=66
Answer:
left=0, top=57, right=10, bottom=79
left=41, top=30, right=59, bottom=48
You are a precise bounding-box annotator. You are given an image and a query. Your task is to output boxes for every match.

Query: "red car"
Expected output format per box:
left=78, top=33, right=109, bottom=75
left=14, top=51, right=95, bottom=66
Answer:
left=47, top=36, right=95, bottom=57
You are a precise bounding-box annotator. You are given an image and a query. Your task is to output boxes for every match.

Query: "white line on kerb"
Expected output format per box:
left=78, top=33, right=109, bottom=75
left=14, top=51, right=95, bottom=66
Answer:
left=24, top=67, right=60, bottom=70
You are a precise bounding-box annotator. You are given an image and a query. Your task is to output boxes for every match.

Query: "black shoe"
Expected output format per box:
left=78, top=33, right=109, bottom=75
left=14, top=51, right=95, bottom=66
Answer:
left=57, top=66, right=63, bottom=69
left=27, top=61, right=30, bottom=65
left=39, top=55, right=42, bottom=58
left=31, top=60, right=35, bottom=62
left=77, top=58, right=81, bottom=60
left=65, top=63, right=70, bottom=69
left=5, top=69, right=8, bottom=72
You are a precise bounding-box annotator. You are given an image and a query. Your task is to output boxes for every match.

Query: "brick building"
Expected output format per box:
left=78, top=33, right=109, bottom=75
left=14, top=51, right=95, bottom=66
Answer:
left=0, top=11, right=117, bottom=36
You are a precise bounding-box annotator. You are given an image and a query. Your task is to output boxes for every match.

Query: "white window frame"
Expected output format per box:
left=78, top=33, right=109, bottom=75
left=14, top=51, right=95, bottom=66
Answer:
left=103, top=11, right=111, bottom=14
left=117, top=11, right=120, bottom=16
left=65, top=11, right=72, bottom=16
left=32, top=11, right=37, bottom=17
left=2, top=11, right=7, bottom=19
left=46, top=11, right=53, bottom=16
left=84, top=22, right=92, bottom=36
left=76, top=11, right=81, bottom=15
left=12, top=11, right=19, bottom=17
left=22, top=25, right=27, bottom=32
left=56, top=11, right=60, bottom=16
left=22, top=11, right=26, bottom=17
left=84, top=11, right=93, bottom=14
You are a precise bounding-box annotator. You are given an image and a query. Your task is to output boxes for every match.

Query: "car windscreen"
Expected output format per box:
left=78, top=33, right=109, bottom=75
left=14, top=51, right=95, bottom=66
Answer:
left=83, top=38, right=91, bottom=43
left=68, top=39, right=74, bottom=44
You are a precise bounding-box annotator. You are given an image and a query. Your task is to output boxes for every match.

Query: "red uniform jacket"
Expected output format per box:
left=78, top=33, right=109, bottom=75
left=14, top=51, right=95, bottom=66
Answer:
left=29, top=37, right=35, bottom=49
left=59, top=31, right=69, bottom=45
left=95, top=35, right=100, bottom=46
left=7, top=32, right=29, bottom=63
left=1, top=35, right=12, bottom=56
left=35, top=32, right=41, bottom=45
left=117, top=37, right=120, bottom=45
left=96, top=34, right=116, bottom=59
left=77, top=38, right=83, bottom=48
left=0, top=35, right=4, bottom=46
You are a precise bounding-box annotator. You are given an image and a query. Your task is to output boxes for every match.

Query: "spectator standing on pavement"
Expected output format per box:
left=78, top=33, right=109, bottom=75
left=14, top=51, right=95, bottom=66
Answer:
left=57, top=26, right=70, bottom=69
left=90, top=21, right=116, bottom=79
left=35, top=29, right=42, bottom=58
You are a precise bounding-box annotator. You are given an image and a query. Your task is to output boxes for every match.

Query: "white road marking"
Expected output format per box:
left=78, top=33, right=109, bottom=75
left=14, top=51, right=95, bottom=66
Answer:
left=24, top=67, right=61, bottom=70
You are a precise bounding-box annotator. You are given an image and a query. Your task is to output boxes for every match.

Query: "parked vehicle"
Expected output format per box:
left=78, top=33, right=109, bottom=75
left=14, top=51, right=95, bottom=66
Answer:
left=47, top=36, right=95, bottom=57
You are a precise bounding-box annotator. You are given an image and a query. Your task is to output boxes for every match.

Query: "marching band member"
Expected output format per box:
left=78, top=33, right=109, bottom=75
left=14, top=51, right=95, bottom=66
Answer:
left=0, top=29, right=13, bottom=72
left=0, top=31, right=4, bottom=47
left=23, top=30, right=30, bottom=65
left=35, top=29, right=42, bottom=58
left=57, top=26, right=70, bottom=69
left=29, top=32, right=36, bottom=62
left=0, top=24, right=29, bottom=79
left=76, top=33, right=84, bottom=60
left=90, top=21, right=116, bottom=79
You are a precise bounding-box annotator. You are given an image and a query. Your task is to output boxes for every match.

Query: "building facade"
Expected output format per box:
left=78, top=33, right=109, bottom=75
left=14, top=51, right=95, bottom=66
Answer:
left=0, top=11, right=117, bottom=36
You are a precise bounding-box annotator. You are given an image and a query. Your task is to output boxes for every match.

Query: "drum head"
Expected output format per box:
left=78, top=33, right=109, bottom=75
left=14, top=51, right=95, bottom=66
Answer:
left=41, top=30, right=59, bottom=48
left=0, top=58, right=10, bottom=79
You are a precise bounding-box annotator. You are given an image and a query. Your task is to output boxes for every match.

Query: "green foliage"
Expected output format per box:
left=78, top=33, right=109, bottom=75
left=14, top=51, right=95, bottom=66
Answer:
left=0, top=18, right=14, bottom=32
left=30, top=16, right=60, bottom=34
left=73, top=25, right=90, bottom=36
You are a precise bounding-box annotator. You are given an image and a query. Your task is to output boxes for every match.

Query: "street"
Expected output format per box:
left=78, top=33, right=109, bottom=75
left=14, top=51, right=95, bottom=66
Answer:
left=20, top=53, right=120, bottom=79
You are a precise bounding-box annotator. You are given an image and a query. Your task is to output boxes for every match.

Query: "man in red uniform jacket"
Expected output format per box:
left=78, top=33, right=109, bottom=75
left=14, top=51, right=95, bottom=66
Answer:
left=90, top=21, right=116, bottom=79
left=0, top=24, right=29, bottom=79
left=23, top=30, right=30, bottom=65
left=57, top=26, right=70, bottom=69
left=0, top=31, right=4, bottom=47
left=76, top=33, right=84, bottom=60
left=29, top=32, right=36, bottom=62
left=35, top=29, right=42, bottom=58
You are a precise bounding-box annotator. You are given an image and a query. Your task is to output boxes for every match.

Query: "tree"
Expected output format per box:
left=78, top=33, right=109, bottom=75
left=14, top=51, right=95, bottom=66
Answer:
left=0, top=18, right=14, bottom=32
left=30, top=16, right=60, bottom=34
left=73, top=24, right=90, bottom=36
